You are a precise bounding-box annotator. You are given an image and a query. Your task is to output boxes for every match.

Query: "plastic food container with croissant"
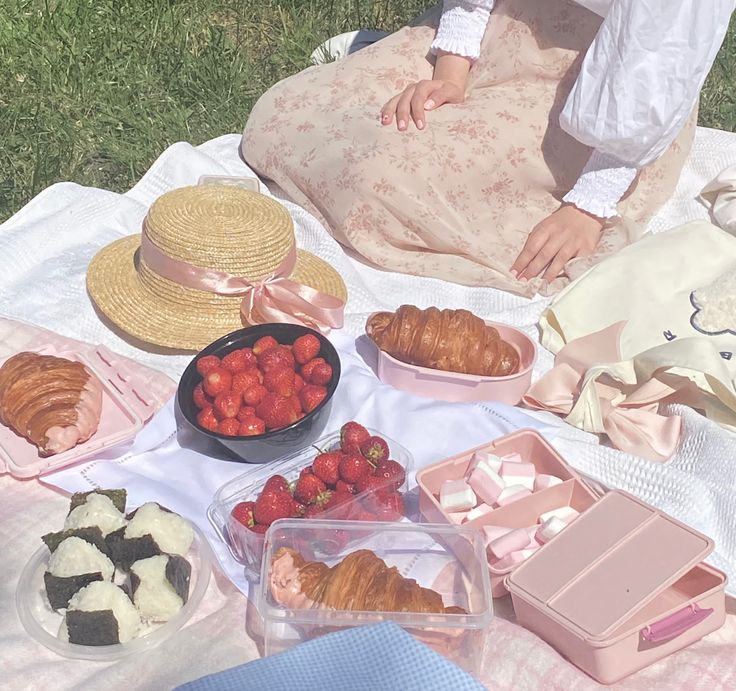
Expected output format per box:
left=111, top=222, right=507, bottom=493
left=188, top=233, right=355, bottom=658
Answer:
left=258, top=520, right=493, bottom=676
left=365, top=306, right=536, bottom=404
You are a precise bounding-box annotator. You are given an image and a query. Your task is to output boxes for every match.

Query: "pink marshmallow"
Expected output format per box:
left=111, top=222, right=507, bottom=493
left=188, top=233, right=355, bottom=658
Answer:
left=535, top=474, right=563, bottom=491
left=496, top=485, right=532, bottom=506
left=538, top=505, right=579, bottom=525
left=501, top=452, right=524, bottom=464
left=468, top=450, right=503, bottom=475
left=500, top=461, right=536, bottom=491
left=491, top=545, right=540, bottom=571
left=468, top=462, right=505, bottom=505
left=464, top=503, right=495, bottom=523
left=440, top=478, right=476, bottom=512
left=482, top=524, right=513, bottom=546
left=448, top=510, right=469, bottom=525
left=488, top=527, right=532, bottom=559
left=535, top=515, right=568, bottom=544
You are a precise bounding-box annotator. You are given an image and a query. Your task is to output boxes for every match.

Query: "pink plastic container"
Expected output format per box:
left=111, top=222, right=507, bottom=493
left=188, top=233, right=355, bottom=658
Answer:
left=506, top=490, right=727, bottom=685
left=0, top=345, right=151, bottom=478
left=417, top=429, right=596, bottom=597
left=368, top=316, right=536, bottom=404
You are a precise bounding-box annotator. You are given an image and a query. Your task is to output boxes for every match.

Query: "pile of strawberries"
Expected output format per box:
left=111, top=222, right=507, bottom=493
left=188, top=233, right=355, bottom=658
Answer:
left=229, top=421, right=406, bottom=536
left=191, top=333, right=333, bottom=437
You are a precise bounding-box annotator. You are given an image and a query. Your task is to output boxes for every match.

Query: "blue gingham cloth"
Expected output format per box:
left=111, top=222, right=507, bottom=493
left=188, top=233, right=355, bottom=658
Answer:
left=175, top=622, right=487, bottom=691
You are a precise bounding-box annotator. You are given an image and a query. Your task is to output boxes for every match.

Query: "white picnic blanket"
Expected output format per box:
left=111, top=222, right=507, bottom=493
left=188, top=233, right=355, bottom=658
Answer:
left=2, top=128, right=736, bottom=593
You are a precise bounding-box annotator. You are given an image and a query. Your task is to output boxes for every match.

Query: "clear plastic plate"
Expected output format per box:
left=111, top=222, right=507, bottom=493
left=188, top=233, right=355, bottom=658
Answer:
left=15, top=521, right=213, bottom=661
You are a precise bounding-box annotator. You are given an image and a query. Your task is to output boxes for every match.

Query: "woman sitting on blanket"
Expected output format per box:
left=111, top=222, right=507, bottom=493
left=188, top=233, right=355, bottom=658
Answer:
left=242, top=0, right=735, bottom=297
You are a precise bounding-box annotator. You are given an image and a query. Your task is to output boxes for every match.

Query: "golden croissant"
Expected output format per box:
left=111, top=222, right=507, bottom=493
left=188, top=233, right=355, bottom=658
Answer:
left=0, top=352, right=103, bottom=455
left=366, top=305, right=520, bottom=377
left=269, top=547, right=466, bottom=614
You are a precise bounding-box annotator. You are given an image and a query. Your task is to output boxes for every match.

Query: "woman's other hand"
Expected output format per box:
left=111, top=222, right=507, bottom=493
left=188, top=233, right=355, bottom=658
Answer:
left=510, top=204, right=605, bottom=282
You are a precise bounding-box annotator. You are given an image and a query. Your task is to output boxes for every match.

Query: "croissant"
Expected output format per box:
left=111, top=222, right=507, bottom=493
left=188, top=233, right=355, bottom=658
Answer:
left=366, top=305, right=520, bottom=377
left=0, top=352, right=103, bottom=455
left=269, top=547, right=466, bottom=615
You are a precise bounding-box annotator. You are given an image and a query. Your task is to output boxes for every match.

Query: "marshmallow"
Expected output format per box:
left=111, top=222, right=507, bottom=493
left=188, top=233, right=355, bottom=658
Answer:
left=464, top=503, right=495, bottom=523
left=488, top=527, right=532, bottom=560
left=492, top=545, right=539, bottom=571
left=538, top=506, right=580, bottom=525
left=469, top=450, right=503, bottom=475
left=500, top=461, right=536, bottom=491
left=483, top=524, right=513, bottom=546
left=496, top=485, right=532, bottom=506
left=501, top=452, right=524, bottom=464
left=448, top=511, right=469, bottom=525
left=468, top=462, right=506, bottom=505
left=440, top=479, right=477, bottom=512
left=535, top=474, right=563, bottom=491
left=535, top=516, right=568, bottom=544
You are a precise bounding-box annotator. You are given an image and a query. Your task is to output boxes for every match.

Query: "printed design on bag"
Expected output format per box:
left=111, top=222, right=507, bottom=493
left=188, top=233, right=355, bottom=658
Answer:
left=663, top=330, right=677, bottom=341
left=689, top=270, right=736, bottom=337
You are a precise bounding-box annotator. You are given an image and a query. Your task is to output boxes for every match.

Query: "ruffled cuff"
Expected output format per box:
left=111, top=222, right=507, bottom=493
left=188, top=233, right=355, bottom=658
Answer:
left=562, top=150, right=638, bottom=219
left=430, top=1, right=492, bottom=61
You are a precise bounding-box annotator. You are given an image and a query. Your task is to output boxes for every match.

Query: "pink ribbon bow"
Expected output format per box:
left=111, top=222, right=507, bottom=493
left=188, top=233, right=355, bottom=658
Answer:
left=522, top=322, right=682, bottom=462
left=140, top=231, right=344, bottom=333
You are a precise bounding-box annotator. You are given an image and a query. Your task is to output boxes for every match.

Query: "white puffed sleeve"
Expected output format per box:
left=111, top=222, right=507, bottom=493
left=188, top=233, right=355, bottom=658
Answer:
left=430, top=0, right=495, bottom=61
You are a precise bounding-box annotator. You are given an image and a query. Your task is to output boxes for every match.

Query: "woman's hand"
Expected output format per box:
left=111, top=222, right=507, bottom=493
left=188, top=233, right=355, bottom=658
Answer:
left=381, top=79, right=465, bottom=131
left=511, top=204, right=605, bottom=282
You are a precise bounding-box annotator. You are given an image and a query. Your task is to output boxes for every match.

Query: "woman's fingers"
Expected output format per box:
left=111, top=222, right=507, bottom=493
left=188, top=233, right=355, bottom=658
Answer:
left=380, top=95, right=400, bottom=126
left=395, top=86, right=416, bottom=131
left=541, top=244, right=575, bottom=283
left=410, top=82, right=435, bottom=129
left=425, top=84, right=462, bottom=110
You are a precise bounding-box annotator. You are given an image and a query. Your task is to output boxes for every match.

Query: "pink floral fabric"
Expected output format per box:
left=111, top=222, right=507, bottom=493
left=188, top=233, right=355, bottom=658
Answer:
left=242, top=0, right=695, bottom=297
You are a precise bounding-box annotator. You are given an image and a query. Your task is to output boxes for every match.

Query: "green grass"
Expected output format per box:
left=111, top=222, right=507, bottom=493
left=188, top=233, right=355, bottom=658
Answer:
left=0, top=0, right=734, bottom=222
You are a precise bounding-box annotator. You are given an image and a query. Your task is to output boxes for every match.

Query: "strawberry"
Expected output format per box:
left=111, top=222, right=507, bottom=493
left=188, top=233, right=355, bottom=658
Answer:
left=299, top=466, right=314, bottom=479
left=263, top=475, right=291, bottom=494
left=243, top=383, right=268, bottom=407
left=309, top=361, right=333, bottom=386
left=321, top=490, right=352, bottom=519
left=250, top=523, right=268, bottom=534
left=252, top=336, right=279, bottom=355
left=373, top=459, right=406, bottom=491
left=196, top=406, right=219, bottom=432
left=195, top=354, right=221, bottom=377
left=232, top=369, right=262, bottom=397
left=294, top=474, right=327, bottom=504
left=263, top=366, right=296, bottom=397
left=339, top=453, right=374, bottom=484
left=303, top=504, right=324, bottom=518
left=238, top=416, right=266, bottom=436
left=258, top=345, right=295, bottom=372
left=192, top=382, right=212, bottom=410
left=299, top=384, right=327, bottom=413
left=355, top=509, right=378, bottom=522
left=355, top=474, right=393, bottom=496
left=203, top=367, right=232, bottom=397
left=213, top=391, right=241, bottom=419
left=300, top=357, right=326, bottom=383
left=373, top=493, right=405, bottom=521
left=218, top=418, right=241, bottom=436
left=236, top=406, right=257, bottom=422
left=254, top=489, right=298, bottom=525
left=359, top=435, right=390, bottom=464
left=222, top=349, right=249, bottom=374
left=256, top=392, right=298, bottom=429
left=286, top=395, right=302, bottom=416
left=340, top=421, right=370, bottom=453
left=293, top=373, right=305, bottom=393
left=230, top=501, right=255, bottom=527
left=292, top=333, right=321, bottom=364
left=336, top=479, right=356, bottom=495
left=239, top=347, right=258, bottom=369
left=312, top=451, right=342, bottom=486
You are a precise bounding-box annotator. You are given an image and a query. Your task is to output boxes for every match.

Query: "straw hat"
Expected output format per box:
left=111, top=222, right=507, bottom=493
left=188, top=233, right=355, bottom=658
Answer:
left=87, top=185, right=347, bottom=351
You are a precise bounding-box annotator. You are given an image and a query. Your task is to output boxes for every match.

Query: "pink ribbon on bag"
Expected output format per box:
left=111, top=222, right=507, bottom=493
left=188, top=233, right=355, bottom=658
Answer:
left=139, top=231, right=344, bottom=333
left=522, top=322, right=682, bottom=462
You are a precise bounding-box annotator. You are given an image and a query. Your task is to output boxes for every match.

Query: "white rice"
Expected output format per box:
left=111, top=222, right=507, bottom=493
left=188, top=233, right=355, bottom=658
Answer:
left=48, top=536, right=114, bottom=580
left=64, top=493, right=127, bottom=537
left=67, top=581, right=141, bottom=643
left=130, top=555, right=184, bottom=622
left=125, top=503, right=193, bottom=556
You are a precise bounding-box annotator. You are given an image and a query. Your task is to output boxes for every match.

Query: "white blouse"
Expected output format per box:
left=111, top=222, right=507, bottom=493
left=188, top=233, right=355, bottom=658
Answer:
left=431, top=0, right=736, bottom=218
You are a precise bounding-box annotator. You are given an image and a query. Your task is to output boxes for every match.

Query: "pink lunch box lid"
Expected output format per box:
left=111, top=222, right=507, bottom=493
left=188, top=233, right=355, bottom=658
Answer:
left=0, top=345, right=151, bottom=478
left=505, top=490, right=715, bottom=645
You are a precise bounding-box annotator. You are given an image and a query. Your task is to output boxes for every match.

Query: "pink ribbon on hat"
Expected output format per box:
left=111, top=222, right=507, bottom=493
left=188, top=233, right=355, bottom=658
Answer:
left=522, top=322, right=682, bottom=462
left=139, top=231, right=344, bottom=333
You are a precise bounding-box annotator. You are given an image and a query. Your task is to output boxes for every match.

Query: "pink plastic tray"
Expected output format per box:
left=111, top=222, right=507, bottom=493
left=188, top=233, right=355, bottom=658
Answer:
left=0, top=345, right=151, bottom=478
left=416, top=428, right=596, bottom=597
left=368, top=316, right=537, bottom=404
left=506, top=491, right=727, bottom=685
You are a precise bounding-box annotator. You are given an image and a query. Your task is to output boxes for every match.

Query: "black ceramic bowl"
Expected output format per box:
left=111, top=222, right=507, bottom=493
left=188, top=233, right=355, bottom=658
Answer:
left=176, top=324, right=341, bottom=464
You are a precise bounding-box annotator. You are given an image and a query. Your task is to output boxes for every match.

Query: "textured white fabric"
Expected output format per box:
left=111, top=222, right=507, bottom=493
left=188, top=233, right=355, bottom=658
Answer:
left=563, top=150, right=638, bottom=218
left=431, top=0, right=494, bottom=60
left=1, top=128, right=736, bottom=594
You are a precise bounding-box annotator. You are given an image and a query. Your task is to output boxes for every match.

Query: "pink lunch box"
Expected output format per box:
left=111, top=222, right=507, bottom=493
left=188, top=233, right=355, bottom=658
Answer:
left=506, top=490, right=726, bottom=685
left=416, top=428, right=597, bottom=597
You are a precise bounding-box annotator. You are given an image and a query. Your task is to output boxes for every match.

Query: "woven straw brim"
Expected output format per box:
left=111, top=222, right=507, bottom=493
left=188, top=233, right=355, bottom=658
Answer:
left=87, top=235, right=348, bottom=351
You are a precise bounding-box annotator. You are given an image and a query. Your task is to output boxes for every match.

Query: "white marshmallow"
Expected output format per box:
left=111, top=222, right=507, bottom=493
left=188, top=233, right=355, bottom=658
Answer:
left=464, top=503, right=495, bottom=523
left=535, top=516, right=568, bottom=544
left=439, top=479, right=477, bottom=512
left=469, top=450, right=503, bottom=475
left=488, top=527, right=532, bottom=560
left=448, top=510, right=469, bottom=525
left=483, top=524, right=513, bottom=546
left=500, top=461, right=536, bottom=491
left=496, top=485, right=532, bottom=506
left=491, top=545, right=539, bottom=571
left=538, top=506, right=580, bottom=525
left=535, top=474, right=563, bottom=492
left=468, top=462, right=506, bottom=505
left=501, top=452, right=524, bottom=464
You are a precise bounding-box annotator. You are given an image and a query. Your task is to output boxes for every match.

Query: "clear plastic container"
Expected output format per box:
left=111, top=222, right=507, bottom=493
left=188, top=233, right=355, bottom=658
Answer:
left=207, top=428, right=414, bottom=576
left=15, top=521, right=213, bottom=661
left=258, top=519, right=493, bottom=676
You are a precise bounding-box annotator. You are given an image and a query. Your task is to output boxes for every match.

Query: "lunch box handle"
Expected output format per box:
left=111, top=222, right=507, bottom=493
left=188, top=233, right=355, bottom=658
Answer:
left=640, top=604, right=713, bottom=643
